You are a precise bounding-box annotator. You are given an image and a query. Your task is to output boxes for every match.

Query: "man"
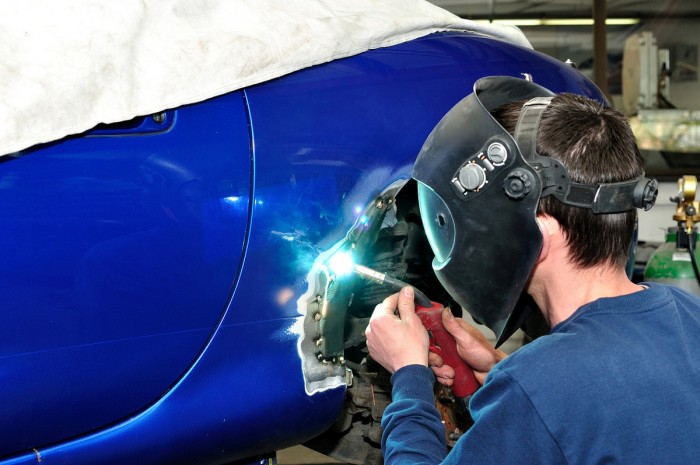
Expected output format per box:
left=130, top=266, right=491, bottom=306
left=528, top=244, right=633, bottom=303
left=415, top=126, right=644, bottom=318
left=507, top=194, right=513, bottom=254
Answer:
left=365, top=76, right=700, bottom=464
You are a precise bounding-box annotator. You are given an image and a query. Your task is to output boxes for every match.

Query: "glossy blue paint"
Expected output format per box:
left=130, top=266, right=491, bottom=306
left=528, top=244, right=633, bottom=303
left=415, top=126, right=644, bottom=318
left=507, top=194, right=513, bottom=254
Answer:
left=0, top=93, right=251, bottom=454
left=11, top=319, right=342, bottom=464
left=229, top=33, right=602, bottom=328
left=0, top=32, right=603, bottom=464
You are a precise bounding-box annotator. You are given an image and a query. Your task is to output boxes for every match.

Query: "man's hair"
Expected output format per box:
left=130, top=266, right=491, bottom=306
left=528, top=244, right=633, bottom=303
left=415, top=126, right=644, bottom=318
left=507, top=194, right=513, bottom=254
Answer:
left=492, top=93, right=644, bottom=269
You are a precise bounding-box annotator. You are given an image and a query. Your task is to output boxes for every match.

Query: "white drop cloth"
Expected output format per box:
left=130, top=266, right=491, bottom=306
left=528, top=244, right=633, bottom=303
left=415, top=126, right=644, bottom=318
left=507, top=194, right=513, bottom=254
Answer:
left=0, top=0, right=529, bottom=157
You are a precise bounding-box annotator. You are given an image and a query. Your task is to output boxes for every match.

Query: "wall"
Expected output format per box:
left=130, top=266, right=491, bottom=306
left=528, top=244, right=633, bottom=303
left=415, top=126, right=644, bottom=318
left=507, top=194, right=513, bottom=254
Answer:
left=624, top=19, right=699, bottom=243
left=520, top=20, right=699, bottom=244
left=524, top=20, right=700, bottom=107
left=645, top=18, right=700, bottom=110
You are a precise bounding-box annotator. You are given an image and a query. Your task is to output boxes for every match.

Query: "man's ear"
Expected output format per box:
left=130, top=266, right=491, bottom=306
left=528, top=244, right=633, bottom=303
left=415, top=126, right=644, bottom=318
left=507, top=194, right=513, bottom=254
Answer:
left=535, top=215, right=556, bottom=263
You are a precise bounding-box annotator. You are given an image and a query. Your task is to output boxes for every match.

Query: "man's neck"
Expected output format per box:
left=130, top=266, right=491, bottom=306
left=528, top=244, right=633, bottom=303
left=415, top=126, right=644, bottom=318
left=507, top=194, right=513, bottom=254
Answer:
left=528, top=259, right=643, bottom=329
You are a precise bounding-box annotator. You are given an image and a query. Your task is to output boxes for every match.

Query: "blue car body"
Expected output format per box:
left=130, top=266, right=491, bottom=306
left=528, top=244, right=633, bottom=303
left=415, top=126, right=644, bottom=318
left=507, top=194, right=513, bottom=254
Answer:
left=0, top=32, right=602, bottom=464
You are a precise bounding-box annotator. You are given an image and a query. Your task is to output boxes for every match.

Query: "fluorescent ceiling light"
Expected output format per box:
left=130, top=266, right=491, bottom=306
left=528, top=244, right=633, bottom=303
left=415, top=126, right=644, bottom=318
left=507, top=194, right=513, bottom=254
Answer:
left=476, top=18, right=640, bottom=26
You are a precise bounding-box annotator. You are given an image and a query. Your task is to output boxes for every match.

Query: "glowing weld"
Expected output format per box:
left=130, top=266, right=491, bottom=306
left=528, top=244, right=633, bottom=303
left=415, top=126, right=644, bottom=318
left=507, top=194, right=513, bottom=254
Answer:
left=327, top=251, right=355, bottom=277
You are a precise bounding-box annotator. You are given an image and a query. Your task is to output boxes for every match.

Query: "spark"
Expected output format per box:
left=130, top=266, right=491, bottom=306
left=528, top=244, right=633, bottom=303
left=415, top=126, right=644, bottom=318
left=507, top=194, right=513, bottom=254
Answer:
left=327, top=251, right=355, bottom=277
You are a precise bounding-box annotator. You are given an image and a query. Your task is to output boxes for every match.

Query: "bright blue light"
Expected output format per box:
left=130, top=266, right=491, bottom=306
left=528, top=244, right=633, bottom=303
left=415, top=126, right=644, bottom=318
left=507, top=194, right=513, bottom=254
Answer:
left=328, top=251, right=355, bottom=276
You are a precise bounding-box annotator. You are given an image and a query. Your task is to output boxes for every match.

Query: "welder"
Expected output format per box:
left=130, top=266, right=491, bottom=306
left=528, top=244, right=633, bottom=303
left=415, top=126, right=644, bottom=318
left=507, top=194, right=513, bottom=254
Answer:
left=364, top=76, right=700, bottom=464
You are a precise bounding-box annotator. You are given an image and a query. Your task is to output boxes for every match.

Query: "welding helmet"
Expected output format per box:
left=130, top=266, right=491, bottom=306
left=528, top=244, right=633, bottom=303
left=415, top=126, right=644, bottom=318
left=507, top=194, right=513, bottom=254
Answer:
left=413, top=76, right=658, bottom=346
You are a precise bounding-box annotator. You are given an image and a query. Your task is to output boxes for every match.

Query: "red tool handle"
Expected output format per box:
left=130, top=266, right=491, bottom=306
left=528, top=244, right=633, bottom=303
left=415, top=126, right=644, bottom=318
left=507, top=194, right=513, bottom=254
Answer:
left=416, top=302, right=479, bottom=398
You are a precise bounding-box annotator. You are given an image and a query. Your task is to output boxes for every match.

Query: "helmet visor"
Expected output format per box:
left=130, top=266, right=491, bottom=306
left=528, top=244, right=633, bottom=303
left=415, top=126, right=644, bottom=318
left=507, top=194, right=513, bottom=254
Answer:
left=412, top=76, right=553, bottom=345
left=417, top=182, right=455, bottom=266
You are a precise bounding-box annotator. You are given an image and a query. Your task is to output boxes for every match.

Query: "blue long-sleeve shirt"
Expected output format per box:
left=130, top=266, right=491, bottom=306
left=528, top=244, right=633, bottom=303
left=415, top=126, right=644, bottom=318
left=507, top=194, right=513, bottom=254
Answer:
left=382, top=283, right=700, bottom=464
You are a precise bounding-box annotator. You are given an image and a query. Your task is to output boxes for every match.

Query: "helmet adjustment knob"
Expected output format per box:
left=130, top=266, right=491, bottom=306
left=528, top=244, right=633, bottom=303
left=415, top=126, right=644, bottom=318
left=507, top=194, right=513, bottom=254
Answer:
left=458, top=163, right=487, bottom=192
left=504, top=169, right=534, bottom=200
left=486, top=142, right=508, bottom=165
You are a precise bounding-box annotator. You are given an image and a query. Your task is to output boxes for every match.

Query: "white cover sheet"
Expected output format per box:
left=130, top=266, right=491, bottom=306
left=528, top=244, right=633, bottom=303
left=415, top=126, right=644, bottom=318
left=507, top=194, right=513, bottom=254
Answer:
left=0, top=0, right=529, bottom=156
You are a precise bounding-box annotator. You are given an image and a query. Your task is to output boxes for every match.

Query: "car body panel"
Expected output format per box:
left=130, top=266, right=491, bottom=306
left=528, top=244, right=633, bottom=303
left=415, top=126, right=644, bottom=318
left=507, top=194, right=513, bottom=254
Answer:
left=0, top=32, right=603, bottom=464
left=0, top=93, right=251, bottom=454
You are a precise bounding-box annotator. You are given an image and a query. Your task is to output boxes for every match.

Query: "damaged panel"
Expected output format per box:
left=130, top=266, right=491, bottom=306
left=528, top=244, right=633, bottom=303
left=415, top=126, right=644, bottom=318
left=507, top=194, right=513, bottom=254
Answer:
left=297, top=188, right=400, bottom=394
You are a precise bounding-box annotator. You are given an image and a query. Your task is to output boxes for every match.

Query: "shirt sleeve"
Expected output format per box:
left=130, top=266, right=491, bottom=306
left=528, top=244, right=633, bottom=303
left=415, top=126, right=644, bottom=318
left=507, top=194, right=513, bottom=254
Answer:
left=381, top=365, right=448, bottom=464
left=446, top=367, right=566, bottom=465
left=381, top=365, right=566, bottom=465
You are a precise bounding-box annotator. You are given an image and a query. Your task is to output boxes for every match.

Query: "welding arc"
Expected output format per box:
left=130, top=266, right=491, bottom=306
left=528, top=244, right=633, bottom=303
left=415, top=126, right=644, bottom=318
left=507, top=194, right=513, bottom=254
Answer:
left=353, top=264, right=433, bottom=307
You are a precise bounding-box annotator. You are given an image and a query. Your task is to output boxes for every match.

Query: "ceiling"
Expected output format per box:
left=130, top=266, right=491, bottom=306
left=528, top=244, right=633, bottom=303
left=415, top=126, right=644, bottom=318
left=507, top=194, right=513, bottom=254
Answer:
left=429, top=0, right=700, bottom=56
left=429, top=1, right=700, bottom=178
left=429, top=0, right=700, bottom=20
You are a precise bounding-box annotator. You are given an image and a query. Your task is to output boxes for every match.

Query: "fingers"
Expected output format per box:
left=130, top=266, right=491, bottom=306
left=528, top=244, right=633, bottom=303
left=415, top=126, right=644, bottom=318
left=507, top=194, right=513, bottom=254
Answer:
left=441, top=308, right=492, bottom=350
left=442, top=308, right=485, bottom=343
left=433, top=365, right=456, bottom=386
left=370, top=294, right=399, bottom=319
left=428, top=351, right=443, bottom=367
left=372, top=286, right=420, bottom=326
left=370, top=286, right=419, bottom=322
left=429, top=349, right=456, bottom=386
left=431, top=363, right=455, bottom=386
left=365, top=288, right=430, bottom=373
left=395, top=286, right=416, bottom=321
left=440, top=307, right=508, bottom=379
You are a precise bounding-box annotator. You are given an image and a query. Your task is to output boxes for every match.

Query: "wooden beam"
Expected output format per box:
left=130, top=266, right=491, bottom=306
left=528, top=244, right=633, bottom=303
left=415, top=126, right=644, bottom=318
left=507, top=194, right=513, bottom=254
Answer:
left=593, top=0, right=610, bottom=100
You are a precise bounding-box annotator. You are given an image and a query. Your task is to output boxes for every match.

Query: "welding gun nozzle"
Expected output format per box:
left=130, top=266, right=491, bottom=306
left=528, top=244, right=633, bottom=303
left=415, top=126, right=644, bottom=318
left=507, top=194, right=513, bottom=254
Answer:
left=352, top=264, right=432, bottom=307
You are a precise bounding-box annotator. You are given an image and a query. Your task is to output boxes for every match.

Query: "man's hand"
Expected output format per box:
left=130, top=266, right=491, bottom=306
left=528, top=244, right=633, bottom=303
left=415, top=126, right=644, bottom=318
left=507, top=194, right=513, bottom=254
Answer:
left=365, top=286, right=430, bottom=374
left=429, top=308, right=507, bottom=386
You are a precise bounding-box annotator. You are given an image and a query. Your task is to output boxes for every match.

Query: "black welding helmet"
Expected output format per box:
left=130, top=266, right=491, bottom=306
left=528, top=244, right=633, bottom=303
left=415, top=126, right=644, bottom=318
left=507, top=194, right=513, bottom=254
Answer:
left=413, top=76, right=657, bottom=346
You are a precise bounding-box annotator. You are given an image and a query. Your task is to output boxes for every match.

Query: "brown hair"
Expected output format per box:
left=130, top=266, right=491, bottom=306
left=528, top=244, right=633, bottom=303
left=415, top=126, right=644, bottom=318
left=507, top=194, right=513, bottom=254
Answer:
left=492, top=93, right=643, bottom=269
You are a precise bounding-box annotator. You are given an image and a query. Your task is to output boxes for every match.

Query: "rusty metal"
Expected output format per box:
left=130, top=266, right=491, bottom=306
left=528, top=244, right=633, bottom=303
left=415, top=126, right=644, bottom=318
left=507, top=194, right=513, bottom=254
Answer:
left=434, top=384, right=472, bottom=448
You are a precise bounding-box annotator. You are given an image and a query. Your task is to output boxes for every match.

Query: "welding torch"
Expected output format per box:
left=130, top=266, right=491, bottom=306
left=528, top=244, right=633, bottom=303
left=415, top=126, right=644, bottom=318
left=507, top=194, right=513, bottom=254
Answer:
left=352, top=264, right=480, bottom=399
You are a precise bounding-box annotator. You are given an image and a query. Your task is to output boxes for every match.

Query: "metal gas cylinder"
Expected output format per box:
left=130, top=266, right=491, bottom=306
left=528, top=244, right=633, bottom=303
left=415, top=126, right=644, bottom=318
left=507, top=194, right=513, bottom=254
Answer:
left=644, top=227, right=700, bottom=295
left=644, top=175, right=700, bottom=296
